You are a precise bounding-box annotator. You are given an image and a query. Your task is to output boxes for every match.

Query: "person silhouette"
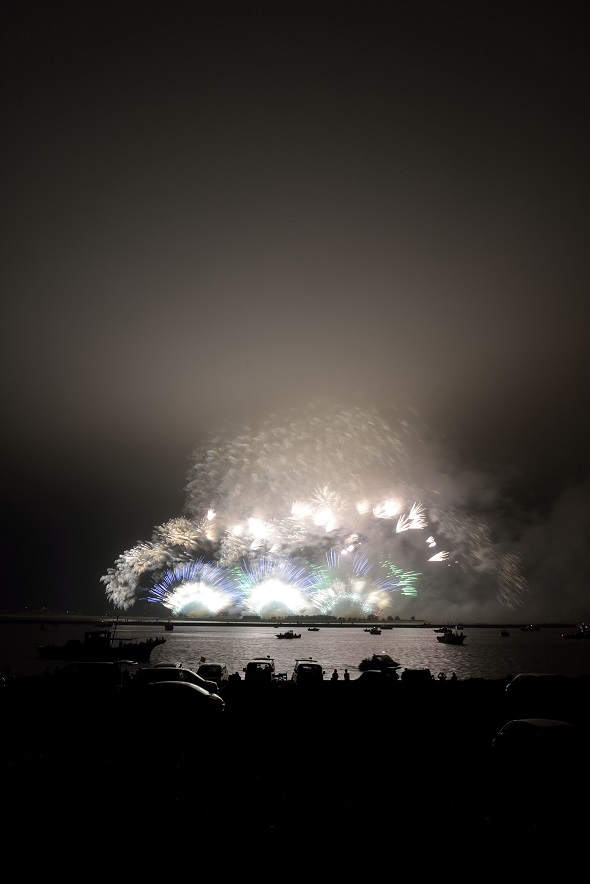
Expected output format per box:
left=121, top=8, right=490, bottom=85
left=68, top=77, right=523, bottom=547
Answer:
left=343, top=669, right=350, bottom=682
left=331, top=668, right=339, bottom=681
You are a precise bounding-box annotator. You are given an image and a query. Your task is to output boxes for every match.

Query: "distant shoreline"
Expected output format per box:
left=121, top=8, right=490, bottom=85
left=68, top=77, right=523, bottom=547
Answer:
left=0, top=614, right=576, bottom=629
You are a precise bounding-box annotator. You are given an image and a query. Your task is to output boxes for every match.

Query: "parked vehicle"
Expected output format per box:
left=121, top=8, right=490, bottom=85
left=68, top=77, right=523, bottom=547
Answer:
left=400, top=667, right=433, bottom=684
left=141, top=680, right=225, bottom=716
left=291, top=658, right=325, bottom=686
left=491, top=717, right=577, bottom=761
left=356, top=667, right=400, bottom=686
left=133, top=664, right=219, bottom=694
left=243, top=657, right=276, bottom=684
left=196, top=662, right=229, bottom=689
left=487, top=717, right=582, bottom=833
left=504, top=672, right=571, bottom=698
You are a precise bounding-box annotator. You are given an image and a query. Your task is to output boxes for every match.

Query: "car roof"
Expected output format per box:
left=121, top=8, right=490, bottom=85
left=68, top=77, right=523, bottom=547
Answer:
left=501, top=718, right=574, bottom=728
left=510, top=673, right=567, bottom=679
left=146, top=681, right=212, bottom=696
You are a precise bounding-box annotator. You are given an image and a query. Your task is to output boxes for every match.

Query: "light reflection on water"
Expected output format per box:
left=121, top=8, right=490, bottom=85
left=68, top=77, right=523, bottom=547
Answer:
left=4, top=621, right=590, bottom=681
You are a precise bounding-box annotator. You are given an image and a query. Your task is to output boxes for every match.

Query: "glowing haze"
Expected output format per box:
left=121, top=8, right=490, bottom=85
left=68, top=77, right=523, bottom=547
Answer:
left=101, top=403, right=528, bottom=617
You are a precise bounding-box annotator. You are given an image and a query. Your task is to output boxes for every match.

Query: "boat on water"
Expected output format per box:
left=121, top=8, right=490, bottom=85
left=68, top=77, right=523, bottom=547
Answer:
left=436, top=631, right=466, bottom=645
left=364, top=626, right=382, bottom=635
left=276, top=630, right=301, bottom=639
left=500, top=629, right=510, bottom=637
left=164, top=622, right=174, bottom=631
left=433, top=627, right=451, bottom=634
left=520, top=624, right=541, bottom=631
left=358, top=652, right=401, bottom=672
left=561, top=623, right=590, bottom=639
left=37, top=628, right=166, bottom=662
left=307, top=627, right=320, bottom=632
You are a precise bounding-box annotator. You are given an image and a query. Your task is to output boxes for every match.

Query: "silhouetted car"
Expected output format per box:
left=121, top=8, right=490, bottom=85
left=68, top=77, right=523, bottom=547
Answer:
left=243, top=657, right=276, bottom=684
left=491, top=717, right=578, bottom=763
left=291, top=658, right=325, bottom=686
left=196, top=662, right=229, bottom=689
left=487, top=717, right=583, bottom=834
left=504, top=673, right=571, bottom=696
left=400, top=667, right=432, bottom=685
left=138, top=681, right=225, bottom=726
left=133, top=665, right=219, bottom=693
left=503, top=673, right=577, bottom=718
left=355, top=668, right=400, bottom=686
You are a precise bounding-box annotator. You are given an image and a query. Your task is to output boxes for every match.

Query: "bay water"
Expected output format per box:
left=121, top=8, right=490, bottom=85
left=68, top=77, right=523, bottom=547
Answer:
left=3, top=619, right=589, bottom=681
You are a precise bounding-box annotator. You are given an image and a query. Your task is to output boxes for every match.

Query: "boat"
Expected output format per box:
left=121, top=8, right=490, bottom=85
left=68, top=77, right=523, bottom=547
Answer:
left=276, top=630, right=302, bottom=639
left=364, top=626, right=382, bottom=635
left=164, top=621, right=174, bottom=631
left=500, top=629, right=510, bottom=637
left=561, top=623, right=590, bottom=639
left=433, top=627, right=451, bottom=634
left=436, top=631, right=466, bottom=645
left=520, top=624, right=540, bottom=631
left=37, top=628, right=166, bottom=662
left=307, top=626, right=320, bottom=631
left=358, top=652, right=401, bottom=672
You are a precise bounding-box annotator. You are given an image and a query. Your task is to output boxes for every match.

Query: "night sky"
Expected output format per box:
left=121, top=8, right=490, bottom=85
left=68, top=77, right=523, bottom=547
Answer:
left=2, top=1, right=589, bottom=620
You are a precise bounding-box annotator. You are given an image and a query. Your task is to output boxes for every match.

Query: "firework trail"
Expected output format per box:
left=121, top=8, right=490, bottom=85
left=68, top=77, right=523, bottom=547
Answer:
left=101, top=401, right=528, bottom=615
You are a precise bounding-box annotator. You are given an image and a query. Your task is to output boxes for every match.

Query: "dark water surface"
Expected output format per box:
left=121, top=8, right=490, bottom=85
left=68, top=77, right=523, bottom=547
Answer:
left=3, top=619, right=589, bottom=680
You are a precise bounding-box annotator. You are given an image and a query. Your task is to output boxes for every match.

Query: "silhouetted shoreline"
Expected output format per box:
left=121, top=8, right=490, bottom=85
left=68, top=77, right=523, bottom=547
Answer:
left=2, top=663, right=588, bottom=862
left=0, top=614, right=576, bottom=629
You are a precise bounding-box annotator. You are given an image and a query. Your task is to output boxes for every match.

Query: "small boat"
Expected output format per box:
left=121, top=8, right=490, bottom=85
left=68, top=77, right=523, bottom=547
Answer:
left=164, top=621, right=174, bottom=632
left=433, top=627, right=451, bottom=634
left=37, top=628, right=166, bottom=662
left=364, top=626, right=382, bottom=635
left=500, top=629, right=510, bottom=637
left=307, top=626, right=320, bottom=632
left=436, top=631, right=466, bottom=645
left=276, top=630, right=302, bottom=639
left=358, top=652, right=401, bottom=672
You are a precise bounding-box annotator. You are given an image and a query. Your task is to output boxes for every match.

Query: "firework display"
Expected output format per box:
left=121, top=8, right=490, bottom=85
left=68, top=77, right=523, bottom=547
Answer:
left=101, top=403, right=528, bottom=616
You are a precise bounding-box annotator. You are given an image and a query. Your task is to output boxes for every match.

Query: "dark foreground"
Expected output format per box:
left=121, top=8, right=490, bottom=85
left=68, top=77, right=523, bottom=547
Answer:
left=2, top=673, right=588, bottom=868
